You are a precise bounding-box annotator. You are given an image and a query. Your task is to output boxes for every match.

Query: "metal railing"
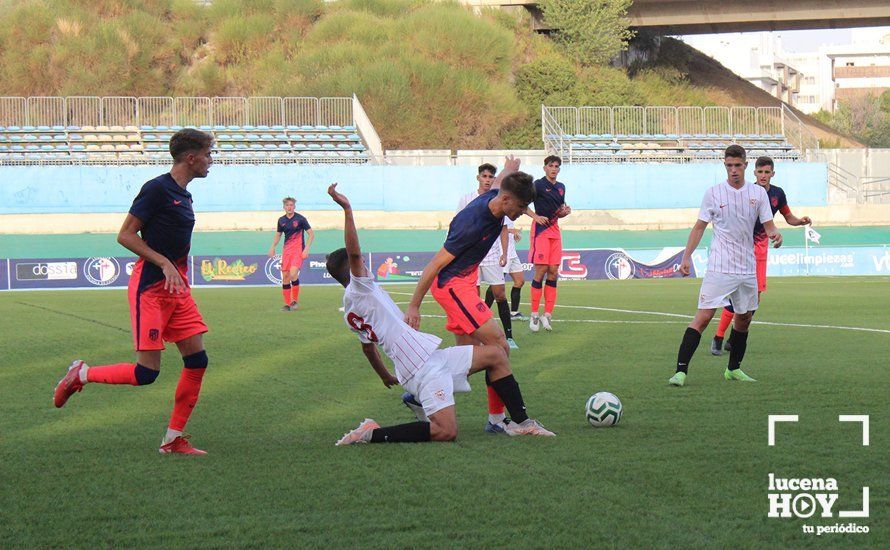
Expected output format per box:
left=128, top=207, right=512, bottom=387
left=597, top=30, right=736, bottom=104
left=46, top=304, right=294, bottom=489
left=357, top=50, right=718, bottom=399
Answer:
left=0, top=96, right=355, bottom=128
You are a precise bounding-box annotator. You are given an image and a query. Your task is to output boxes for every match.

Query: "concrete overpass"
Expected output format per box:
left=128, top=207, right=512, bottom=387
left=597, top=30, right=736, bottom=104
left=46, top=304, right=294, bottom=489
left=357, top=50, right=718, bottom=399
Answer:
left=462, top=0, right=890, bottom=35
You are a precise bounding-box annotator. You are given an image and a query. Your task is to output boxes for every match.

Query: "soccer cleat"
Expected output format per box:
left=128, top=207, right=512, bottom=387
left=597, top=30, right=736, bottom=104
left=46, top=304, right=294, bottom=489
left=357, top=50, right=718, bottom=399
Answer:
left=159, top=435, right=207, bottom=455
left=529, top=314, right=540, bottom=333
left=336, top=418, right=380, bottom=446
left=724, top=339, right=733, bottom=352
left=484, top=420, right=508, bottom=434
left=510, top=311, right=526, bottom=320
left=724, top=368, right=756, bottom=382
left=280, top=304, right=291, bottom=312
left=506, top=337, right=519, bottom=350
left=290, top=301, right=299, bottom=310
left=54, top=360, right=86, bottom=408
left=541, top=314, right=553, bottom=331
left=402, top=392, right=428, bottom=422
left=668, top=372, right=687, bottom=386
left=505, top=418, right=555, bottom=437
left=710, top=337, right=724, bottom=356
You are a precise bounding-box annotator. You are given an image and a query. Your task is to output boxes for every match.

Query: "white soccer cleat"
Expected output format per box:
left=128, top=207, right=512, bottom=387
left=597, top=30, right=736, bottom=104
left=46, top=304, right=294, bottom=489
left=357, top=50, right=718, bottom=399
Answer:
left=335, top=418, right=380, bottom=446
left=541, top=314, right=553, bottom=331
left=529, top=314, right=540, bottom=333
left=505, top=418, right=555, bottom=437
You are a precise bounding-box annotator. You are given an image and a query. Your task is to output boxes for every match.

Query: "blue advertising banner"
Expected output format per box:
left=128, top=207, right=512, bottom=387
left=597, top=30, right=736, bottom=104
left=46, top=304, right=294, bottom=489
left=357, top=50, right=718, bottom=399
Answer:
left=1, top=259, right=8, bottom=290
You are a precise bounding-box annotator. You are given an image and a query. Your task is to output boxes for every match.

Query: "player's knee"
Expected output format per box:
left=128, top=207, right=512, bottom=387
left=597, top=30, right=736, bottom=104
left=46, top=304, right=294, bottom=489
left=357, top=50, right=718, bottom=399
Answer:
left=432, top=425, right=458, bottom=442
left=183, top=350, right=208, bottom=370
left=134, top=364, right=159, bottom=386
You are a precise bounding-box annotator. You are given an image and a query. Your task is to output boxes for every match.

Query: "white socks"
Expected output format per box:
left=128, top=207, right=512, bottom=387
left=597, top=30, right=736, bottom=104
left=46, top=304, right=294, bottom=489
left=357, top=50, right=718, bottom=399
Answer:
left=163, top=429, right=182, bottom=445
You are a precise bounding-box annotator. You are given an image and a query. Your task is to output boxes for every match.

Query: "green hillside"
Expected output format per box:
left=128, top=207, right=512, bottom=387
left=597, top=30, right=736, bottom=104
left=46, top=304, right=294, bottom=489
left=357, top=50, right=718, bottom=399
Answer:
left=0, top=0, right=760, bottom=148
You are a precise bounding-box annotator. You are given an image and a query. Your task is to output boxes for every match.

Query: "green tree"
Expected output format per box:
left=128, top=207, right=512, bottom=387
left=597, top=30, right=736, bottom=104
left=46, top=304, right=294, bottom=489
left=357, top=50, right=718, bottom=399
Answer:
left=538, top=0, right=634, bottom=66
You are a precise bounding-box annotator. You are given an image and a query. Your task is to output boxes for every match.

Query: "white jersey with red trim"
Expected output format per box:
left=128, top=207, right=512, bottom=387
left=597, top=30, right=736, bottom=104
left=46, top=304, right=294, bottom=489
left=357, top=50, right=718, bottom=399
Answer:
left=342, top=274, right=442, bottom=384
left=698, top=180, right=773, bottom=276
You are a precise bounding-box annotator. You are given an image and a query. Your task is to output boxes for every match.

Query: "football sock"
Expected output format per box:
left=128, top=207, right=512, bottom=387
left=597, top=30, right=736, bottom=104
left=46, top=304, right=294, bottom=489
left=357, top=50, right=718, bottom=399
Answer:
left=485, top=287, right=495, bottom=308
left=490, top=374, right=529, bottom=424
left=496, top=299, right=513, bottom=339
left=530, top=279, right=543, bottom=313
left=370, top=422, right=431, bottom=443
left=163, top=428, right=182, bottom=445
left=544, top=279, right=558, bottom=314
left=727, top=330, right=749, bottom=371
left=485, top=370, right=505, bottom=416
left=86, top=363, right=158, bottom=386
left=168, top=351, right=207, bottom=432
left=676, top=327, right=702, bottom=374
left=510, top=286, right=522, bottom=312
left=716, top=307, right=733, bottom=338
left=281, top=283, right=291, bottom=305
left=290, top=279, right=300, bottom=303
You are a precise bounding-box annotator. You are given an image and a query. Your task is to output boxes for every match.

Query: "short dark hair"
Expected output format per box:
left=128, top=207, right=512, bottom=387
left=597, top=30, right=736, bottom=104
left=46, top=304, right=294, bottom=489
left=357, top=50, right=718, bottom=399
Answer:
left=169, top=128, right=213, bottom=162
left=282, top=196, right=296, bottom=204
left=755, top=156, right=774, bottom=169
left=478, top=163, right=496, bottom=175
left=724, top=144, right=746, bottom=160
left=544, top=155, right=562, bottom=166
left=499, top=171, right=536, bottom=204
left=325, top=248, right=351, bottom=287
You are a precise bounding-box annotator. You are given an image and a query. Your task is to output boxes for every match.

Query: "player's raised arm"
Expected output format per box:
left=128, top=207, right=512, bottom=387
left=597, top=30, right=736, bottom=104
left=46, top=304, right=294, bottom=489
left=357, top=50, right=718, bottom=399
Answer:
left=781, top=207, right=812, bottom=227
left=117, top=213, right=185, bottom=294
left=680, top=219, right=708, bottom=276
left=361, top=343, right=399, bottom=388
left=327, top=183, right=368, bottom=278
left=490, top=155, right=521, bottom=190
left=405, top=247, right=456, bottom=329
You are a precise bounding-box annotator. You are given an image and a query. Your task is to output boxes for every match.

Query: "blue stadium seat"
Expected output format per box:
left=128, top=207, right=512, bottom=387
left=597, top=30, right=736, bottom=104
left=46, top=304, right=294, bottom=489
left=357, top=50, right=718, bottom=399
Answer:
left=140, top=125, right=154, bottom=131
left=272, top=125, right=285, bottom=131
left=156, top=125, right=170, bottom=132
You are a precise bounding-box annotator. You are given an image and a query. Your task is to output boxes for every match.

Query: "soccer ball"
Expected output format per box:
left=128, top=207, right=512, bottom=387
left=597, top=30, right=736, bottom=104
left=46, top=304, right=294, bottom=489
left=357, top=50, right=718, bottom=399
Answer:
left=585, top=392, right=622, bottom=427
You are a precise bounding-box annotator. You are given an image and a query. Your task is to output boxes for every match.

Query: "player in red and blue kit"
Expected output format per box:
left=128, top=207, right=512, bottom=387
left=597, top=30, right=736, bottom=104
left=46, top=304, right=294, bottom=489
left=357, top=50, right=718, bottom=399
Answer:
left=710, top=156, right=812, bottom=355
left=405, top=156, right=537, bottom=433
left=53, top=129, right=214, bottom=455
left=269, top=197, right=314, bottom=311
left=527, top=155, right=571, bottom=333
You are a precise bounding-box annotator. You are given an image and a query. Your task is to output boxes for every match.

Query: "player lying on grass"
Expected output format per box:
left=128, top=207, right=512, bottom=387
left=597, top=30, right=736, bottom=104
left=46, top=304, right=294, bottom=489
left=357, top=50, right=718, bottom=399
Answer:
left=324, top=183, right=555, bottom=444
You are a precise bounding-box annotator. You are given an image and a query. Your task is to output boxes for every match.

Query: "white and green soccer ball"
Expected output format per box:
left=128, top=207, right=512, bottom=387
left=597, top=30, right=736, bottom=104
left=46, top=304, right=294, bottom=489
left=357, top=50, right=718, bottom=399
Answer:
left=585, top=392, right=622, bottom=427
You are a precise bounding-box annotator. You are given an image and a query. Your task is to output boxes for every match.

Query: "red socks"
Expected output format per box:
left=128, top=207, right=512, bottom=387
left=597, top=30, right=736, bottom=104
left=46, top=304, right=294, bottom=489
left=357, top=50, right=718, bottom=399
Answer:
left=168, top=367, right=206, bottom=432
left=291, top=280, right=300, bottom=303
left=282, top=284, right=292, bottom=305
left=530, top=279, right=543, bottom=314
left=87, top=363, right=138, bottom=385
left=544, top=279, right=558, bottom=314
left=716, top=308, right=734, bottom=338
left=487, top=386, right=505, bottom=415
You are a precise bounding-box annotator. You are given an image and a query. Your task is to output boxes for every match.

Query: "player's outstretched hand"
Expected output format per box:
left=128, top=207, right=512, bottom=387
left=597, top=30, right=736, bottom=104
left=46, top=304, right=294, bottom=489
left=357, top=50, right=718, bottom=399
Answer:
left=800, top=216, right=812, bottom=225
left=404, top=305, right=421, bottom=330
left=381, top=372, right=399, bottom=389
left=162, top=261, right=186, bottom=293
left=327, top=183, right=351, bottom=209
left=503, top=154, right=520, bottom=174
left=679, top=258, right=691, bottom=277
left=770, top=231, right=783, bottom=248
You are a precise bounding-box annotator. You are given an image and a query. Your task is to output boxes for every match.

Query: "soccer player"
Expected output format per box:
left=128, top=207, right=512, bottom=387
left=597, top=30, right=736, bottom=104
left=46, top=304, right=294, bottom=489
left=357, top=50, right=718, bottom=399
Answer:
left=53, top=129, right=214, bottom=455
left=486, top=217, right=526, bottom=319
left=403, top=156, right=536, bottom=434
left=324, top=183, right=554, bottom=444
left=460, top=164, right=516, bottom=349
left=269, top=197, right=314, bottom=311
left=528, top=155, right=571, bottom=333
left=710, top=156, right=812, bottom=355
left=669, top=145, right=783, bottom=386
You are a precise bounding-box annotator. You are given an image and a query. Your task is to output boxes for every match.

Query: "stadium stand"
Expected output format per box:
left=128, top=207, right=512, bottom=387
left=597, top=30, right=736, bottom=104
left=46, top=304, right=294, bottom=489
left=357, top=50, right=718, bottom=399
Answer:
left=0, top=96, right=371, bottom=164
left=541, top=105, right=818, bottom=163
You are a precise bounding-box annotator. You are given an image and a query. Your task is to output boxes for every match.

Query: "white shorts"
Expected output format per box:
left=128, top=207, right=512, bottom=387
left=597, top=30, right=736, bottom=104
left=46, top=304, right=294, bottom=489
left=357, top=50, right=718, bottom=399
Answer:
left=697, top=272, right=759, bottom=314
left=503, top=255, right=523, bottom=274
left=479, top=264, right=505, bottom=286
left=402, top=345, right=473, bottom=417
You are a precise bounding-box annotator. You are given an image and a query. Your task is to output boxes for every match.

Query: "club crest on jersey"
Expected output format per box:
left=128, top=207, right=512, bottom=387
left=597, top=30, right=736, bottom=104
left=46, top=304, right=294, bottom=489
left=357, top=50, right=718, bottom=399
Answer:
left=293, top=220, right=300, bottom=227
left=750, top=198, right=757, bottom=206
left=558, top=188, right=564, bottom=196
left=148, top=329, right=159, bottom=341
left=434, top=390, right=446, bottom=401
left=771, top=197, right=779, bottom=207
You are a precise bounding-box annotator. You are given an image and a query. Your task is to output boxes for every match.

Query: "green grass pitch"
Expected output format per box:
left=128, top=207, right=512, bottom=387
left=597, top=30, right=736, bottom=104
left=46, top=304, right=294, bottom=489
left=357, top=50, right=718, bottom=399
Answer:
left=1, top=277, right=886, bottom=547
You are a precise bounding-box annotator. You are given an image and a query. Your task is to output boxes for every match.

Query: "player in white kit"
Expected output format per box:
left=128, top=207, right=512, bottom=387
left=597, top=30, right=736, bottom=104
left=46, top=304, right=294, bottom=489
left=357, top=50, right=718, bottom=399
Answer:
left=324, top=183, right=554, bottom=444
left=669, top=145, right=783, bottom=386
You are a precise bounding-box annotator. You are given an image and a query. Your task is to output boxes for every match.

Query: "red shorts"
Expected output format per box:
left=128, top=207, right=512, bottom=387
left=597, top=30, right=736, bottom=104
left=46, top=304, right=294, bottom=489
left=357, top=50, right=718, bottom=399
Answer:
left=129, top=285, right=208, bottom=351
left=755, top=241, right=768, bottom=292
left=529, top=228, right=562, bottom=265
left=431, top=274, right=492, bottom=336
left=281, top=249, right=304, bottom=271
